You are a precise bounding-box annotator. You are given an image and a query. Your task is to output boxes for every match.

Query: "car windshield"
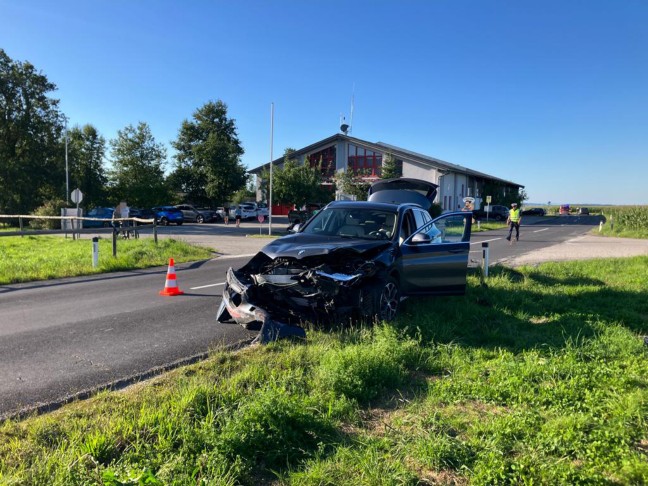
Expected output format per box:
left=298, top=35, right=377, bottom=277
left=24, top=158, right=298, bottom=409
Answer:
left=301, top=207, right=397, bottom=240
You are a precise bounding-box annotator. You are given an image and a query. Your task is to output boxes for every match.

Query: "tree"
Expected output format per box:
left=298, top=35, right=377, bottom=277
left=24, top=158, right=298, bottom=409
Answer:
left=0, top=49, right=65, bottom=214
left=380, top=152, right=402, bottom=179
left=108, top=122, right=170, bottom=208
left=480, top=182, right=528, bottom=209
left=170, top=100, right=247, bottom=206
left=334, top=169, right=371, bottom=201
left=67, top=124, right=108, bottom=208
left=262, top=150, right=326, bottom=209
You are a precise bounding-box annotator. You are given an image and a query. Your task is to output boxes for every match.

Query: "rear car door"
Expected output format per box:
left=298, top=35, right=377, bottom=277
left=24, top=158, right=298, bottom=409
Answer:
left=399, top=210, right=472, bottom=296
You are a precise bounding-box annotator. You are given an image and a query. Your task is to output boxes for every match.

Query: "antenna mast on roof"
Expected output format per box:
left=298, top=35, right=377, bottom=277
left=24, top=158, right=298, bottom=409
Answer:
left=349, top=82, right=355, bottom=135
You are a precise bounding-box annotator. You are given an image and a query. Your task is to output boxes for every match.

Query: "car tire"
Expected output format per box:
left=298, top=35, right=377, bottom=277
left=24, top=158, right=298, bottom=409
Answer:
left=196, top=215, right=204, bottom=224
left=103, top=222, right=111, bottom=228
left=160, top=217, right=169, bottom=226
left=362, top=276, right=400, bottom=323
left=176, top=222, right=183, bottom=226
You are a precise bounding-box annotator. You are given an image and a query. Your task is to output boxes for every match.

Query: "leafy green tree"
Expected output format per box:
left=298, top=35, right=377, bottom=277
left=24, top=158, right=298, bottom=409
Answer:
left=380, top=152, right=402, bottom=179
left=230, top=175, right=256, bottom=205
left=108, top=122, right=170, bottom=208
left=263, top=150, right=326, bottom=209
left=170, top=100, right=247, bottom=206
left=334, top=169, right=371, bottom=201
left=67, top=124, right=108, bottom=208
left=0, top=49, right=65, bottom=214
left=479, top=182, right=528, bottom=209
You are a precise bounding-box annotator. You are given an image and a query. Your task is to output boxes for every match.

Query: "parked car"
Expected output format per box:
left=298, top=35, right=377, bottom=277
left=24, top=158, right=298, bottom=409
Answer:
left=152, top=206, right=184, bottom=226
left=229, top=204, right=258, bottom=220
left=521, top=207, right=546, bottom=216
left=82, top=207, right=115, bottom=228
left=288, top=202, right=326, bottom=224
left=175, top=204, right=219, bottom=223
left=472, top=204, right=509, bottom=221
left=217, top=178, right=473, bottom=343
left=578, top=207, right=590, bottom=215
left=129, top=208, right=156, bottom=227
left=256, top=202, right=270, bottom=217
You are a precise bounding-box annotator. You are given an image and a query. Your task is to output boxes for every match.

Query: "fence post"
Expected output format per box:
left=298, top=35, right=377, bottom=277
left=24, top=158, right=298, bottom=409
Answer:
left=153, top=220, right=158, bottom=244
left=112, top=227, right=117, bottom=257
left=19, top=217, right=23, bottom=236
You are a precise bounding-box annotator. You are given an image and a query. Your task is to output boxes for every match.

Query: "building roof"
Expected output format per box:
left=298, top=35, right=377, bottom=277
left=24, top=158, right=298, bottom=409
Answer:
left=249, top=133, right=524, bottom=188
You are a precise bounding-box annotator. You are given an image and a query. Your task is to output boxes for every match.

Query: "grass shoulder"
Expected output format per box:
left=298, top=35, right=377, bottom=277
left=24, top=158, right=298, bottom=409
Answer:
left=2, top=256, right=647, bottom=484
left=0, top=235, right=214, bottom=285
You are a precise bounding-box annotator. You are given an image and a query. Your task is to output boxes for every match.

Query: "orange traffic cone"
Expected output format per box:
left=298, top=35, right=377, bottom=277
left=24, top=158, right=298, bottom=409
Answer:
left=159, top=258, right=184, bottom=296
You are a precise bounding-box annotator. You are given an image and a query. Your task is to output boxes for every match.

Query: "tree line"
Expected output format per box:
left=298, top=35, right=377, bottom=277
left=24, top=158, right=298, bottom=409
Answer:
left=0, top=48, right=247, bottom=215
left=1, top=48, right=407, bottom=219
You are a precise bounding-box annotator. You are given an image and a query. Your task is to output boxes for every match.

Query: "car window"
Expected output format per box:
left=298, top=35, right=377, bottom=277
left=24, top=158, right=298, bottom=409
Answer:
left=399, top=210, right=417, bottom=244
left=412, top=214, right=471, bottom=244
left=301, top=207, right=397, bottom=240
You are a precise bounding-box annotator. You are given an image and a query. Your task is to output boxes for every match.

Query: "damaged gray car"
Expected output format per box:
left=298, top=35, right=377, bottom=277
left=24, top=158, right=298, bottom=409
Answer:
left=216, top=178, right=473, bottom=342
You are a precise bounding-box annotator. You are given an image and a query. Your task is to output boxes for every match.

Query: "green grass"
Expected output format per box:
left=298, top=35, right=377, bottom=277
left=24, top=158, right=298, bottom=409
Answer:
left=473, top=221, right=508, bottom=232
left=1, top=256, right=647, bottom=484
left=0, top=236, right=214, bottom=284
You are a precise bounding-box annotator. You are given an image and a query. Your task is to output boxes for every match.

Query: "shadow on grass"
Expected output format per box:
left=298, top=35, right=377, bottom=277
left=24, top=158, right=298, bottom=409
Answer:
left=399, top=265, right=648, bottom=352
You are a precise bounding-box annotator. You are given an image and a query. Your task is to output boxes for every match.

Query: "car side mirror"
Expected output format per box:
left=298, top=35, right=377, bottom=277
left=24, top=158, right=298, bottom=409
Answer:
left=411, top=233, right=431, bottom=244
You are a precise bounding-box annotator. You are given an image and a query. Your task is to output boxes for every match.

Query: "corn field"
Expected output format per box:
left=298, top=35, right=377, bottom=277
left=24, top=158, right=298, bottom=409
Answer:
left=600, top=206, right=648, bottom=235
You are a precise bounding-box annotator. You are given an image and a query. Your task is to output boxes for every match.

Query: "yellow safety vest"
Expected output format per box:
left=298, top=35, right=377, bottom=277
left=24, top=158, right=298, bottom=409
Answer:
left=509, top=208, right=521, bottom=222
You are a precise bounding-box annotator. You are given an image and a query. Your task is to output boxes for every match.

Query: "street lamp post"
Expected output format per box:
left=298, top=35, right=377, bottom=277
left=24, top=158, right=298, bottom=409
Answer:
left=268, top=102, right=274, bottom=235
left=65, top=117, right=69, bottom=205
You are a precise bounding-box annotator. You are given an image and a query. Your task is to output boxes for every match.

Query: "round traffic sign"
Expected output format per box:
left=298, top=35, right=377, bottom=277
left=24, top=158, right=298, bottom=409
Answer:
left=257, top=215, right=265, bottom=223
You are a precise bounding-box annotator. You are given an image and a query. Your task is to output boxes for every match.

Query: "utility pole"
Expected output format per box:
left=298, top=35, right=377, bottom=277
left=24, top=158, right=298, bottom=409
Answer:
left=268, top=102, right=274, bottom=235
left=65, top=117, right=69, bottom=205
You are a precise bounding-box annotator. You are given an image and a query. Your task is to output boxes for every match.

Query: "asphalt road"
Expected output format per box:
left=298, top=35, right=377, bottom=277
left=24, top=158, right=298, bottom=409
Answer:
left=0, top=214, right=603, bottom=419
left=0, top=256, right=256, bottom=419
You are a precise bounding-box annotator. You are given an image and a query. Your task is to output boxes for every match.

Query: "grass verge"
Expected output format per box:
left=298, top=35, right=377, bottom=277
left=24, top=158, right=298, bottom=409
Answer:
left=0, top=236, right=214, bottom=285
left=1, top=256, right=647, bottom=484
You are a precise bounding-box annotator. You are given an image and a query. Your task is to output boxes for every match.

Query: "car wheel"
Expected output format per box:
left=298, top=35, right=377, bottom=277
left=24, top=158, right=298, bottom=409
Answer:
left=176, top=222, right=183, bottom=226
left=362, top=276, right=400, bottom=322
left=160, top=217, right=169, bottom=226
left=196, top=215, right=204, bottom=224
left=103, top=222, right=111, bottom=228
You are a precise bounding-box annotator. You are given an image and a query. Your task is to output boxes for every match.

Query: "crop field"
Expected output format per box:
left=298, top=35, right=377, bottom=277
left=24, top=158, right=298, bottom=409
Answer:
left=1, top=256, right=647, bottom=485
left=598, top=206, right=648, bottom=238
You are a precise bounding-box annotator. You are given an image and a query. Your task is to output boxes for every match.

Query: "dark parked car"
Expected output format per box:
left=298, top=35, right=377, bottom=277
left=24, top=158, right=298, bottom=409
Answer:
left=521, top=207, right=546, bottom=216
left=129, top=208, right=157, bottom=227
left=176, top=204, right=219, bottom=223
left=82, top=207, right=115, bottom=228
left=217, top=178, right=473, bottom=343
left=472, top=204, right=509, bottom=221
left=288, top=202, right=326, bottom=224
left=152, top=206, right=184, bottom=226
left=578, top=207, right=590, bottom=215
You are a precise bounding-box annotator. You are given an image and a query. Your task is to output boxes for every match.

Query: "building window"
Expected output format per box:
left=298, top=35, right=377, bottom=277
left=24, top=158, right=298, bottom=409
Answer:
left=307, top=146, right=336, bottom=180
left=347, top=144, right=382, bottom=178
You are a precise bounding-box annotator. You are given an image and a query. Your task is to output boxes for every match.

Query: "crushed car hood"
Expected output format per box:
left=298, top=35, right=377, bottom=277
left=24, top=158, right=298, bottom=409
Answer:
left=261, top=233, right=391, bottom=259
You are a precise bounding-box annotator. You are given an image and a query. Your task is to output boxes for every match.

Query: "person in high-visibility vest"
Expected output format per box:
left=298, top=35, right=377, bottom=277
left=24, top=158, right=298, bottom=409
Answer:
left=506, top=202, right=522, bottom=242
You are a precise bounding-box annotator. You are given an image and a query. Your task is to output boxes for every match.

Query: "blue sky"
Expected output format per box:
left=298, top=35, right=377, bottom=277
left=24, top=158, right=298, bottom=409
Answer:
left=2, top=0, right=647, bottom=204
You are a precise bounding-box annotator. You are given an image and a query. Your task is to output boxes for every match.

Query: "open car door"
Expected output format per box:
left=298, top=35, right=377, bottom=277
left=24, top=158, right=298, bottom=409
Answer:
left=399, top=211, right=472, bottom=296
